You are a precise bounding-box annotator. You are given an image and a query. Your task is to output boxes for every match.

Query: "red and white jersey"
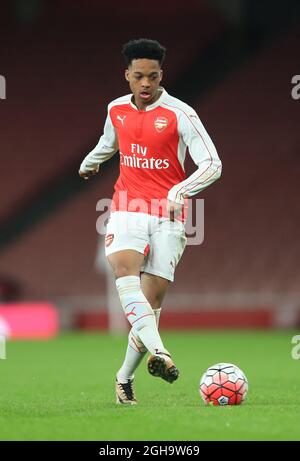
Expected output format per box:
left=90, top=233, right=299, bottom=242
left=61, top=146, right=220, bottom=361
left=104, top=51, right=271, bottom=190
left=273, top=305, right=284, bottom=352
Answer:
left=80, top=88, right=222, bottom=220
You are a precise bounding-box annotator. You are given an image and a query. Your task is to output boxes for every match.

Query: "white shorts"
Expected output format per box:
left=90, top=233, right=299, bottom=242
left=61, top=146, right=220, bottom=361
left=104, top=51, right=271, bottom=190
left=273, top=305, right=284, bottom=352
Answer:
left=105, top=211, right=187, bottom=282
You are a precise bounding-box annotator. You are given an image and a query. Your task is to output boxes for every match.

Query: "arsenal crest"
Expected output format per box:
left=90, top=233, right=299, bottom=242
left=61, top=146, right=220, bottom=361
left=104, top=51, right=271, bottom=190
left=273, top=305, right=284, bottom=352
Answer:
left=154, top=116, right=168, bottom=132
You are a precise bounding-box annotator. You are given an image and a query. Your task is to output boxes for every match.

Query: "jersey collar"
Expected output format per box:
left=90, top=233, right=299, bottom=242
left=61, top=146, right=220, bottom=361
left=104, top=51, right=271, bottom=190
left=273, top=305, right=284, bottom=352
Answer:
left=130, top=87, right=167, bottom=111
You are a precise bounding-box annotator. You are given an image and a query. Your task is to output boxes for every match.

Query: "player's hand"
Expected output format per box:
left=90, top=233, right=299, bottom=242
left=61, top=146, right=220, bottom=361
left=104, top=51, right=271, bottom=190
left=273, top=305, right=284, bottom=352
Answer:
left=167, top=199, right=184, bottom=222
left=78, top=165, right=99, bottom=180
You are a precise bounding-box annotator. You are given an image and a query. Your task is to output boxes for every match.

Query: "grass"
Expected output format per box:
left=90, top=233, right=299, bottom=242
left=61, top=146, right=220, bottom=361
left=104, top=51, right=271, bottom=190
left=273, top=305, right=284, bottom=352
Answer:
left=0, top=330, right=299, bottom=440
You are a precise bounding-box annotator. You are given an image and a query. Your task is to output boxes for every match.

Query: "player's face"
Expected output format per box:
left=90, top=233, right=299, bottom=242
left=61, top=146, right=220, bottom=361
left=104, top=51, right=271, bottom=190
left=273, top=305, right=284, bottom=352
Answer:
left=125, top=59, right=163, bottom=109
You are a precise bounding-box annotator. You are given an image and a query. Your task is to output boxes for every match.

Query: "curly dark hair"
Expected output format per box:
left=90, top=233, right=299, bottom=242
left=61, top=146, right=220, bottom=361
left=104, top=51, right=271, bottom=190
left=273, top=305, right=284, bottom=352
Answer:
left=122, top=38, right=166, bottom=67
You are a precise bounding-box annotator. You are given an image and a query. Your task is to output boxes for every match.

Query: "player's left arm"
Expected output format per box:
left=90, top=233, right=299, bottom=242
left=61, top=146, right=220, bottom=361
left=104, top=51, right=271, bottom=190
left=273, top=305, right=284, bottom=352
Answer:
left=167, top=108, right=222, bottom=208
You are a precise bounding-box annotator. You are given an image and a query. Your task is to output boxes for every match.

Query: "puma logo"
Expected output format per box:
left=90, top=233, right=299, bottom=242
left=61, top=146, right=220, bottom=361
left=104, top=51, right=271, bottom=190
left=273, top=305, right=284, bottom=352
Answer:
left=126, top=306, right=137, bottom=318
left=117, top=115, right=126, bottom=126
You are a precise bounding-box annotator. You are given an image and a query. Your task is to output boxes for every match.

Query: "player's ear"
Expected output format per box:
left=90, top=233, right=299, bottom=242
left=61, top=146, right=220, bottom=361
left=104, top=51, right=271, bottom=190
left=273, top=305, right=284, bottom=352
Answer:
left=125, top=69, right=130, bottom=82
left=159, top=69, right=163, bottom=83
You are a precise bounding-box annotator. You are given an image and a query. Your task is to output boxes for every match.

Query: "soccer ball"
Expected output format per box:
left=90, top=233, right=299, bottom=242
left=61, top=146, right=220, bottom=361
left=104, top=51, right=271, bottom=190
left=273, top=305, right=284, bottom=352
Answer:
left=199, top=363, right=248, bottom=406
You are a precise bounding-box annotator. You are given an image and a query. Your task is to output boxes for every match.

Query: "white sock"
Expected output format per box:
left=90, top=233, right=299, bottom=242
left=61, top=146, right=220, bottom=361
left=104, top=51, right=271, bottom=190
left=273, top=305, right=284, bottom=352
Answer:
left=116, top=276, right=167, bottom=356
left=154, top=308, right=161, bottom=326
left=117, top=307, right=162, bottom=383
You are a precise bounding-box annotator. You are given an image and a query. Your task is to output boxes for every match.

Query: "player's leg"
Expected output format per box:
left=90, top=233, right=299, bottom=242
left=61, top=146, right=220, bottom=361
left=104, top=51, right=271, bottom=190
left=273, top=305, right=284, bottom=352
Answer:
left=141, top=272, right=170, bottom=310
left=107, top=249, right=169, bottom=355
left=141, top=272, right=169, bottom=358
left=141, top=218, right=187, bottom=383
left=104, top=212, right=153, bottom=403
left=141, top=272, right=179, bottom=383
left=116, top=273, right=169, bottom=392
left=106, top=212, right=181, bottom=402
left=107, top=249, right=147, bottom=404
left=141, top=272, right=170, bottom=347
left=109, top=253, right=171, bottom=404
left=107, top=248, right=171, bottom=403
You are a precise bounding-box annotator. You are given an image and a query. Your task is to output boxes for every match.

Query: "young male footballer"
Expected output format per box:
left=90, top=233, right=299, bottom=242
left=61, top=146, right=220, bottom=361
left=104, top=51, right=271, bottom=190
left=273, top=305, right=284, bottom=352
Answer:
left=79, top=39, right=222, bottom=404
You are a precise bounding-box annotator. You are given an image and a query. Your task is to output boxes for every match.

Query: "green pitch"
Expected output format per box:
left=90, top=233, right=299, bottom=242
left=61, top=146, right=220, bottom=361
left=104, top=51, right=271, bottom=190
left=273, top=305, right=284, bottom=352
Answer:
left=0, top=331, right=299, bottom=440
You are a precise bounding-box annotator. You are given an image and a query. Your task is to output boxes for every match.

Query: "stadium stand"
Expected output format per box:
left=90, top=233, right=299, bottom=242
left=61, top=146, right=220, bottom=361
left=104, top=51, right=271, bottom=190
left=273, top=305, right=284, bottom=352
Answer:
left=175, top=24, right=300, bottom=295
left=0, top=1, right=223, bottom=221
left=1, top=4, right=299, bottom=328
left=0, top=2, right=224, bottom=294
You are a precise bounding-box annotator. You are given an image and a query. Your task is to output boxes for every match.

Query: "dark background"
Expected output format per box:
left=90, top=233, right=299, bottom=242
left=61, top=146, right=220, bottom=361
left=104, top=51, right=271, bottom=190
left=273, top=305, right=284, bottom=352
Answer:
left=0, top=0, right=299, bottom=330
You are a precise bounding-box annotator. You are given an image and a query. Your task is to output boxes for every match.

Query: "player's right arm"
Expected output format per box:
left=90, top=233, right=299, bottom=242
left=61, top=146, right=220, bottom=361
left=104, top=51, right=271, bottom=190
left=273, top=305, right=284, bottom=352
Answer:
left=79, top=105, right=118, bottom=180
